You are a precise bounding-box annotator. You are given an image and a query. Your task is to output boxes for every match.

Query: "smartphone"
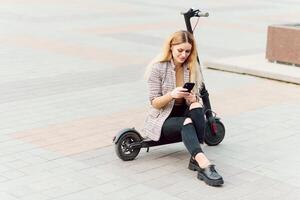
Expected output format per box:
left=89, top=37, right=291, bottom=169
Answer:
left=183, top=82, right=195, bottom=93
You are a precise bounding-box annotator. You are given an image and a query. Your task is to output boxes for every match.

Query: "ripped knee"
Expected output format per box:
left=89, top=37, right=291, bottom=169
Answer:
left=189, top=102, right=201, bottom=110
left=183, top=117, right=192, bottom=125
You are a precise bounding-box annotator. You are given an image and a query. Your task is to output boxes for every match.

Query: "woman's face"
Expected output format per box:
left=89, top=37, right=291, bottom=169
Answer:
left=171, top=42, right=192, bottom=65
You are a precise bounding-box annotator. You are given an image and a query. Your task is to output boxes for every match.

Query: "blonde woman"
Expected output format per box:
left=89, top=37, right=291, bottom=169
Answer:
left=143, top=30, right=223, bottom=186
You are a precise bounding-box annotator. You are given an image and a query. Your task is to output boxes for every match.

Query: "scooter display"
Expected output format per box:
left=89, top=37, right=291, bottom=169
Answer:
left=113, top=8, right=225, bottom=161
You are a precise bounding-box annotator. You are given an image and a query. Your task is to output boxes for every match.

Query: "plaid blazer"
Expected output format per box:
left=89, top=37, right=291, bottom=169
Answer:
left=142, top=60, right=191, bottom=141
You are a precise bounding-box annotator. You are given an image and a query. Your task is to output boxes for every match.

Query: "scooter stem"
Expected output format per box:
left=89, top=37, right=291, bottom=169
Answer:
left=182, top=8, right=216, bottom=133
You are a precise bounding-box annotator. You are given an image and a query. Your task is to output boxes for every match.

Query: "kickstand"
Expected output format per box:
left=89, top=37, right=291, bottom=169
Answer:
left=146, top=147, right=150, bottom=152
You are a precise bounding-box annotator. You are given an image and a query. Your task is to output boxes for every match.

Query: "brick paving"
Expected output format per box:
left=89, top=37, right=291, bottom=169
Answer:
left=1, top=0, right=300, bottom=199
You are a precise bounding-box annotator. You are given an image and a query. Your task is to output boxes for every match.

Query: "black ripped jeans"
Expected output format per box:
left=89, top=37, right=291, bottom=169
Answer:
left=161, top=104, right=206, bottom=158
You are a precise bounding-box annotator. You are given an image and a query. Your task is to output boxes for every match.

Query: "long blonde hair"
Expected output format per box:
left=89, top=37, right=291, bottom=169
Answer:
left=145, top=30, right=203, bottom=93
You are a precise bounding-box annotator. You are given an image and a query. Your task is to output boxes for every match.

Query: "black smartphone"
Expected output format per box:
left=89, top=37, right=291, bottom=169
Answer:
left=183, top=82, right=195, bottom=93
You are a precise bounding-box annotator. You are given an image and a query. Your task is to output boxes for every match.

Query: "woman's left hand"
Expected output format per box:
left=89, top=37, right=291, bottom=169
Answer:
left=184, top=92, right=197, bottom=104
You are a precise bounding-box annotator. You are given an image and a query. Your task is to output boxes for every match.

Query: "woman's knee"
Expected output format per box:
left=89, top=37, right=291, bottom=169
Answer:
left=183, top=117, right=192, bottom=125
left=189, top=102, right=201, bottom=110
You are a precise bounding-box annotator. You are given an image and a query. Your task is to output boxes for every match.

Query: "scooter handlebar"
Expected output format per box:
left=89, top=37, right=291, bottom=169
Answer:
left=181, top=8, right=209, bottom=18
left=197, top=12, right=209, bottom=17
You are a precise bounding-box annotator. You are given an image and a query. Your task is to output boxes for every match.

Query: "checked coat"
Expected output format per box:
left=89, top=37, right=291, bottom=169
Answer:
left=142, top=60, right=194, bottom=141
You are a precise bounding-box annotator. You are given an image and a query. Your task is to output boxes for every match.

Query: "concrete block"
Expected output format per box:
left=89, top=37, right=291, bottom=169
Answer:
left=266, top=24, right=300, bottom=65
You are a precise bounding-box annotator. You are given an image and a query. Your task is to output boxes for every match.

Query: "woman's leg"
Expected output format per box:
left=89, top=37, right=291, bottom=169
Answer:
left=163, top=115, right=223, bottom=186
left=185, top=102, right=206, bottom=143
left=161, top=117, right=185, bottom=143
left=181, top=118, right=210, bottom=168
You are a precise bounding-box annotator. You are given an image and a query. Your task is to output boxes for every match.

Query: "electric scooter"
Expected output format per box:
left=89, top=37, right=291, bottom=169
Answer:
left=113, top=8, right=225, bottom=161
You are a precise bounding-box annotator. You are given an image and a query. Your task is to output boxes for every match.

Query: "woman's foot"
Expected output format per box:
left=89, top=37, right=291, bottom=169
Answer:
left=197, top=164, right=224, bottom=186
left=188, top=154, right=224, bottom=187
left=195, top=153, right=210, bottom=168
left=188, top=156, right=201, bottom=171
left=188, top=153, right=210, bottom=171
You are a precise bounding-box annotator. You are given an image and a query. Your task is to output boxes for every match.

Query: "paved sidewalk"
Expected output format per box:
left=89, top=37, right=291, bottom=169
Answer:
left=204, top=54, right=300, bottom=85
left=1, top=0, right=300, bottom=200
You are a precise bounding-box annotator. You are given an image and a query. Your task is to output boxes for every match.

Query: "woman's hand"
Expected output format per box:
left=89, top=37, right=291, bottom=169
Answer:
left=184, top=92, right=197, bottom=104
left=170, top=87, right=189, bottom=99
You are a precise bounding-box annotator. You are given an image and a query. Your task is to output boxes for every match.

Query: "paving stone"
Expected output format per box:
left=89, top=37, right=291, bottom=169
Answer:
left=19, top=193, right=52, bottom=200
left=0, top=192, right=18, bottom=200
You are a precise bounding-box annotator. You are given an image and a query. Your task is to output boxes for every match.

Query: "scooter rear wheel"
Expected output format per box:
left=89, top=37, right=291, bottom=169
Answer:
left=115, top=131, right=141, bottom=161
left=204, top=119, right=225, bottom=146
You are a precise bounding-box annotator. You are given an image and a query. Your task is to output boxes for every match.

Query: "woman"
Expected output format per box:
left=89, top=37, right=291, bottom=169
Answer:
left=143, top=30, right=223, bottom=186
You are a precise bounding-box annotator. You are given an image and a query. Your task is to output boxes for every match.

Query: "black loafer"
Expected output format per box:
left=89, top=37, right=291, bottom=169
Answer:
left=188, top=157, right=224, bottom=186
left=197, top=164, right=224, bottom=186
left=188, top=156, right=201, bottom=171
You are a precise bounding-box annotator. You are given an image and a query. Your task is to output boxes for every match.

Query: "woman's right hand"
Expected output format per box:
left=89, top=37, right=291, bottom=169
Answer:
left=170, top=87, right=189, bottom=99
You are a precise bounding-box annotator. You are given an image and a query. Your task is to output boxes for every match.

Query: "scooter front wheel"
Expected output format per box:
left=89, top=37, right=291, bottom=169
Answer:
left=204, top=119, right=225, bottom=146
left=115, top=131, right=141, bottom=161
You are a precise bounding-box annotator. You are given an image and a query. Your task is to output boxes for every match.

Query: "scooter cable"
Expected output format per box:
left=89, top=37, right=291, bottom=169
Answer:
left=192, top=16, right=200, bottom=32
